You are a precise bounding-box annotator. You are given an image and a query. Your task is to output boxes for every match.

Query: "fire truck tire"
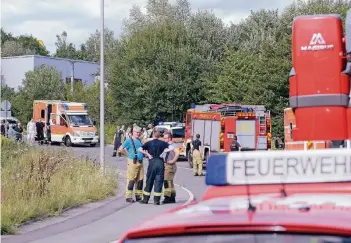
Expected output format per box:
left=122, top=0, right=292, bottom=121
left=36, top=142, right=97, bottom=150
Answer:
left=65, top=136, right=72, bottom=147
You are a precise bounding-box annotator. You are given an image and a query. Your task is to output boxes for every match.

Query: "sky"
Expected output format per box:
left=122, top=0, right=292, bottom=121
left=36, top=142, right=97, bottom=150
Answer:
left=1, top=0, right=294, bottom=54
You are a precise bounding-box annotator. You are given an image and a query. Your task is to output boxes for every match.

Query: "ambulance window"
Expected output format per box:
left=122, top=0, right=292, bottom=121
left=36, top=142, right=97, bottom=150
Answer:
left=60, top=115, right=67, bottom=126
left=41, top=110, right=45, bottom=119
left=123, top=234, right=350, bottom=243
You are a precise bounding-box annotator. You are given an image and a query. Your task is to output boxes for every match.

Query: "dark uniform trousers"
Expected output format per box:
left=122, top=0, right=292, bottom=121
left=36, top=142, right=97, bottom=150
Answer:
left=112, top=132, right=122, bottom=157
left=142, top=157, right=165, bottom=203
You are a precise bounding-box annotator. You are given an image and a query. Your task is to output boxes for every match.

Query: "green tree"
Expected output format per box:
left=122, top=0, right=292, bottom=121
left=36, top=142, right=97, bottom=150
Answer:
left=65, top=81, right=118, bottom=125
left=84, top=29, right=117, bottom=62
left=1, top=28, right=16, bottom=44
left=17, top=35, right=50, bottom=56
left=109, top=20, right=206, bottom=125
left=0, top=76, right=16, bottom=104
left=12, top=65, right=66, bottom=123
left=1, top=29, right=49, bottom=56
left=55, top=31, right=80, bottom=59
left=108, top=0, right=235, bottom=125
left=1, top=40, right=35, bottom=57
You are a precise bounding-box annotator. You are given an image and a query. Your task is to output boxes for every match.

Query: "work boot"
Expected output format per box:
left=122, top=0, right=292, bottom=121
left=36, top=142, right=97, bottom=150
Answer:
left=112, top=151, right=117, bottom=157
left=126, top=198, right=135, bottom=203
left=154, top=201, right=160, bottom=205
left=162, top=196, right=172, bottom=204
left=194, top=173, right=198, bottom=176
left=135, top=196, right=142, bottom=202
left=118, top=152, right=121, bottom=157
left=139, top=199, right=148, bottom=204
left=170, top=193, right=176, bottom=203
left=139, top=195, right=150, bottom=204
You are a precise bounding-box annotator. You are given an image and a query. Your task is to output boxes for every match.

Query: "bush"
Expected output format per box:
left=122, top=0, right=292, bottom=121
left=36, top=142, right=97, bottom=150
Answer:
left=105, top=123, right=118, bottom=145
left=1, top=137, right=117, bottom=234
left=95, top=123, right=119, bottom=145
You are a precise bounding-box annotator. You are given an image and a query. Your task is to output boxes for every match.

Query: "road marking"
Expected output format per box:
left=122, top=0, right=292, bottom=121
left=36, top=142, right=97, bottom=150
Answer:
left=175, top=184, right=194, bottom=205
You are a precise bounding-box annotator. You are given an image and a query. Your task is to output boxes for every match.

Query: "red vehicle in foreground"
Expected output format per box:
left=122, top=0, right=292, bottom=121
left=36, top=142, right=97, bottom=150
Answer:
left=118, top=148, right=351, bottom=243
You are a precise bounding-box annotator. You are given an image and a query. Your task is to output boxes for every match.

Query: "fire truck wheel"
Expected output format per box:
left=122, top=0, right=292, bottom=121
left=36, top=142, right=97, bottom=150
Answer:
left=65, top=136, right=72, bottom=147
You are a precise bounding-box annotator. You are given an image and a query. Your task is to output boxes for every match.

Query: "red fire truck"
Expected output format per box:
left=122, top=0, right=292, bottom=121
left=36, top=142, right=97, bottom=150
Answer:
left=184, top=104, right=272, bottom=167
left=286, top=13, right=351, bottom=149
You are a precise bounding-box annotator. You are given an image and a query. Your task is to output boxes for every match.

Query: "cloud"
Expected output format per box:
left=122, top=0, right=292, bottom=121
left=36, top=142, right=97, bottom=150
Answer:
left=1, top=0, right=293, bottom=54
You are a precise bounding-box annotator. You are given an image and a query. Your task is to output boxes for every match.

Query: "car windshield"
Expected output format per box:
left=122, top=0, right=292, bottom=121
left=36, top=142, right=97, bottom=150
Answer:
left=68, top=115, right=93, bottom=126
left=172, top=128, right=184, bottom=138
left=123, top=234, right=350, bottom=243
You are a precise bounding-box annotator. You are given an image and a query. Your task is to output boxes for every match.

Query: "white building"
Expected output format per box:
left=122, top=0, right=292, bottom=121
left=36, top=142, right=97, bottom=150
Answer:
left=1, top=55, right=100, bottom=90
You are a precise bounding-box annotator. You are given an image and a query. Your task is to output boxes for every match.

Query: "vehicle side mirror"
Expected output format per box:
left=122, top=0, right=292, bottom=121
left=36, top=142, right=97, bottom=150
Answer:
left=93, top=121, right=96, bottom=125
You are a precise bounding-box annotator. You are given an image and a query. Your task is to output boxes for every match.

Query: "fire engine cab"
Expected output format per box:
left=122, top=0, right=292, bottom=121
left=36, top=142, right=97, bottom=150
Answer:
left=184, top=104, right=272, bottom=167
left=117, top=148, right=351, bottom=243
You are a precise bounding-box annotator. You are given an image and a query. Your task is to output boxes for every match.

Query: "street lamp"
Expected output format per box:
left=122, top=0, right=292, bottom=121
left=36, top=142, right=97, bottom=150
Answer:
left=100, top=0, right=105, bottom=172
left=69, top=60, right=76, bottom=96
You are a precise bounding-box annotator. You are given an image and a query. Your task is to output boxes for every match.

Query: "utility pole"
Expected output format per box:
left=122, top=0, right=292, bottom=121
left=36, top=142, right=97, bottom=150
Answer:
left=100, top=0, right=105, bottom=172
left=70, top=60, right=75, bottom=96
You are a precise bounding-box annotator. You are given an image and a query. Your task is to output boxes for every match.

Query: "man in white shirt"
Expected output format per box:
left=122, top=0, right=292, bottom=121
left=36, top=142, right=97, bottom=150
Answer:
left=27, top=118, right=36, bottom=144
left=161, top=132, right=180, bottom=204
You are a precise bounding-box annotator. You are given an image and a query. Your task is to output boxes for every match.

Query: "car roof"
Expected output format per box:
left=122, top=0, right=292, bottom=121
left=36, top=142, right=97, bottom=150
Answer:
left=0, top=117, right=18, bottom=123
left=169, top=126, right=184, bottom=130
left=121, top=184, right=351, bottom=240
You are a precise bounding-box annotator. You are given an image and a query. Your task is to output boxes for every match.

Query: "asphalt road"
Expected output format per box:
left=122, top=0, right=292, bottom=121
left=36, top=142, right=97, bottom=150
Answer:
left=2, top=144, right=208, bottom=243
left=72, top=145, right=208, bottom=200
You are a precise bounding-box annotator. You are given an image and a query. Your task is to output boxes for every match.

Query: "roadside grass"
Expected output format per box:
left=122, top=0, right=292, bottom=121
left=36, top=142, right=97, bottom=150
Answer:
left=1, top=137, right=117, bottom=234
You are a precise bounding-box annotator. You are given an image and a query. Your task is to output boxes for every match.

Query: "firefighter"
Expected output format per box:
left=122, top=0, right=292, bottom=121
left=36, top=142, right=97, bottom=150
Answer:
left=138, top=128, right=171, bottom=205
left=162, top=132, right=179, bottom=204
left=146, top=124, right=153, bottom=138
left=192, top=134, right=204, bottom=176
left=14, top=121, right=23, bottom=142
left=112, top=126, right=124, bottom=157
left=118, top=126, right=144, bottom=203
left=36, top=119, right=45, bottom=144
left=230, top=135, right=242, bottom=151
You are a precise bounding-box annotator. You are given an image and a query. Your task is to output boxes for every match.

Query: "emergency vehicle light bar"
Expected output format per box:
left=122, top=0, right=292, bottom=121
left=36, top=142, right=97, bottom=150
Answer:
left=62, top=104, right=69, bottom=110
left=206, top=149, right=351, bottom=186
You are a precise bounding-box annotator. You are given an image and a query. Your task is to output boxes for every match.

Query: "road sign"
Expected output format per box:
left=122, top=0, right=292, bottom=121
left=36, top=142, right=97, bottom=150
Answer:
left=1, top=100, right=12, bottom=111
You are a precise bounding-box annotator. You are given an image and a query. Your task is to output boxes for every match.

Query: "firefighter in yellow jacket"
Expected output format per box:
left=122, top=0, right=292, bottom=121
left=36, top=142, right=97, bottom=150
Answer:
left=192, top=134, right=204, bottom=176
left=162, top=132, right=179, bottom=203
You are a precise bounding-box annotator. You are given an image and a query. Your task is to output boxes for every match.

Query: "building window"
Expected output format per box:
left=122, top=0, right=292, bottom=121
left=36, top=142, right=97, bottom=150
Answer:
left=41, top=110, right=45, bottom=119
